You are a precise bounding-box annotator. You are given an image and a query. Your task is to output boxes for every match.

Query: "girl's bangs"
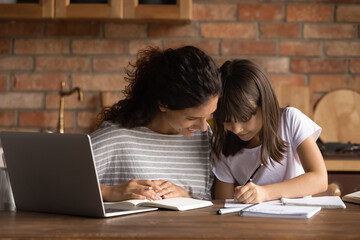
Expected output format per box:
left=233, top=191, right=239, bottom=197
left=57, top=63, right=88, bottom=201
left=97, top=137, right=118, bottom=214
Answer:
left=215, top=90, right=257, bottom=123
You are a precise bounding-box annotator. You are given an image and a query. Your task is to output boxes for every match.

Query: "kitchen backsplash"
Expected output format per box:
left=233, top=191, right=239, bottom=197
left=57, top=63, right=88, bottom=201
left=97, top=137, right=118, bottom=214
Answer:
left=0, top=0, right=359, bottom=134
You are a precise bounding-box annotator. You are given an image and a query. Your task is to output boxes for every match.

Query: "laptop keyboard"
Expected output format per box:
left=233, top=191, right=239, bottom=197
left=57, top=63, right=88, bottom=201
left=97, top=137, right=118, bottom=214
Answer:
left=105, top=208, right=125, bottom=213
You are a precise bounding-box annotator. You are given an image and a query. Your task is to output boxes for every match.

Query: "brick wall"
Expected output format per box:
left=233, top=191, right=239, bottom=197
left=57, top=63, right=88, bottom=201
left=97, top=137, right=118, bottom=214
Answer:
left=0, top=0, right=359, bottom=134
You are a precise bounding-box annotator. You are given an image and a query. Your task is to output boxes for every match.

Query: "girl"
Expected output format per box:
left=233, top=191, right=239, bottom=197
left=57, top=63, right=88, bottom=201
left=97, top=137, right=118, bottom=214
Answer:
left=91, top=46, right=221, bottom=202
left=212, top=59, right=327, bottom=203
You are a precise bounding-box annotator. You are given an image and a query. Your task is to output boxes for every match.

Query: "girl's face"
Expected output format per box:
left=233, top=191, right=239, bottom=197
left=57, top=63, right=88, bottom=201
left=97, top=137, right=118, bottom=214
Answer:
left=159, top=96, right=218, bottom=136
left=223, top=107, right=263, bottom=148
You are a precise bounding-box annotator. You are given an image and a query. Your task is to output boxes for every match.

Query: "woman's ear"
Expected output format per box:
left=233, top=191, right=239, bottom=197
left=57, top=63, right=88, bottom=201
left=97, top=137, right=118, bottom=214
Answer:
left=158, top=103, right=168, bottom=112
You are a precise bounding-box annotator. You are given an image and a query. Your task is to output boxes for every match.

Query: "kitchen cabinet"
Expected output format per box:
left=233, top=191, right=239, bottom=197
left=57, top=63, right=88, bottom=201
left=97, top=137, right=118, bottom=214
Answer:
left=55, top=0, right=122, bottom=19
left=123, top=0, right=191, bottom=20
left=324, top=156, right=360, bottom=196
left=0, top=0, right=54, bottom=19
left=0, top=0, right=191, bottom=20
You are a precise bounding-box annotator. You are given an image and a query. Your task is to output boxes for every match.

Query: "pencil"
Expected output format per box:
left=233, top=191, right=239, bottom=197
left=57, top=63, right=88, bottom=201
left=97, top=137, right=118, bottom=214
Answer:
left=246, top=163, right=263, bottom=184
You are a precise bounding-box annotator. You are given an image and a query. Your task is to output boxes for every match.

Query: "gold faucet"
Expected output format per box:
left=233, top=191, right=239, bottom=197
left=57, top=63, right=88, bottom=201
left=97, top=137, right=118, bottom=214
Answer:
left=57, top=81, right=83, bottom=134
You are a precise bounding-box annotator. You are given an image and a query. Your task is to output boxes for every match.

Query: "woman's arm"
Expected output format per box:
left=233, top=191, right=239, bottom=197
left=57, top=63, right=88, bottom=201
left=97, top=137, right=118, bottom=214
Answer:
left=234, top=135, right=328, bottom=203
left=214, top=177, right=235, bottom=200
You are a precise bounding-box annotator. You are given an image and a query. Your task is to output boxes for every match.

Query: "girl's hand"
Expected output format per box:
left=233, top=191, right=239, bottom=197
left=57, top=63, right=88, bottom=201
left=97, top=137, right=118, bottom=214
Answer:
left=152, top=180, right=191, bottom=199
left=101, top=179, right=162, bottom=202
left=234, top=182, right=267, bottom=204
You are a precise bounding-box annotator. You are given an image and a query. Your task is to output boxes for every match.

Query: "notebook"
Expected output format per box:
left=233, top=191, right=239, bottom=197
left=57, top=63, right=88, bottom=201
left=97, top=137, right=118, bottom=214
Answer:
left=342, top=191, right=360, bottom=204
left=239, top=204, right=321, bottom=219
left=281, top=196, right=346, bottom=209
left=108, top=197, right=213, bottom=211
left=0, top=131, right=157, bottom=218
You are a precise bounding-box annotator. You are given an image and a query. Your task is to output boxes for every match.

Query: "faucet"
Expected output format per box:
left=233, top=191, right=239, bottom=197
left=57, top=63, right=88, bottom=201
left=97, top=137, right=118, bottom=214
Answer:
left=57, top=81, right=83, bottom=134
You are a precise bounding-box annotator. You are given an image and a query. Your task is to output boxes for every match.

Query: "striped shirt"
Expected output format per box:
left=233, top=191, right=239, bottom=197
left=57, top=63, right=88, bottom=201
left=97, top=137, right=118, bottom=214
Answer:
left=90, top=121, right=214, bottom=200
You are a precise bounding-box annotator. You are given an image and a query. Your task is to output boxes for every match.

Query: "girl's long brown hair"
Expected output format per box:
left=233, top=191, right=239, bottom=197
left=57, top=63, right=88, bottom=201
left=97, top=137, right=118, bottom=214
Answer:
left=213, top=59, right=287, bottom=167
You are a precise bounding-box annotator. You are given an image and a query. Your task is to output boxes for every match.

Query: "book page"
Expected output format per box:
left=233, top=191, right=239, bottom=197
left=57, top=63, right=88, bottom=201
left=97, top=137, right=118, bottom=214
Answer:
left=138, top=197, right=213, bottom=211
left=224, top=199, right=281, bottom=208
left=281, top=196, right=346, bottom=209
left=342, top=191, right=360, bottom=204
left=241, top=205, right=321, bottom=219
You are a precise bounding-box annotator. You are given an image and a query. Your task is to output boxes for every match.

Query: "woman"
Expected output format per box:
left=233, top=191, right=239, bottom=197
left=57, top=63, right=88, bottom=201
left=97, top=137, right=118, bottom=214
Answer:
left=91, top=46, right=221, bottom=202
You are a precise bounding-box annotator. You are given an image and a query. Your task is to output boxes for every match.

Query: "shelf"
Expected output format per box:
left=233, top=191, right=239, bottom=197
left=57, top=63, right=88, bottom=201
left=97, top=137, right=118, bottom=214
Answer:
left=55, top=0, right=122, bottom=19
left=0, top=0, right=191, bottom=20
left=0, top=0, right=54, bottom=19
left=123, top=0, right=191, bottom=20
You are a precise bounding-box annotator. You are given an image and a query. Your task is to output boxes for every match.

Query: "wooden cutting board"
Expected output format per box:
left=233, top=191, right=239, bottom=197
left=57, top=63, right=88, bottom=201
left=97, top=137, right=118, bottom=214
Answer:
left=313, top=89, right=360, bottom=144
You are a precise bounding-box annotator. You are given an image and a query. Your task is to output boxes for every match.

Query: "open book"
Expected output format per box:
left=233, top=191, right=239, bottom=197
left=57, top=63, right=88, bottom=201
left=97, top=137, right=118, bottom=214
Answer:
left=240, top=204, right=321, bottom=219
left=281, top=196, right=346, bottom=209
left=108, top=197, right=213, bottom=211
left=342, top=191, right=360, bottom=204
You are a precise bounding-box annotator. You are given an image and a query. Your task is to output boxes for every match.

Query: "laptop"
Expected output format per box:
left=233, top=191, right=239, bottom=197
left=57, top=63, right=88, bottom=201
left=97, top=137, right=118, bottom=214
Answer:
left=0, top=131, right=157, bottom=217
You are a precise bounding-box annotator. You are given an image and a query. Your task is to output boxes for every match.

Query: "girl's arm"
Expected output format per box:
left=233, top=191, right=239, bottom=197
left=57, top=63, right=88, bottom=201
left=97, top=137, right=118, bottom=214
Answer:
left=234, top=135, right=328, bottom=203
left=214, top=177, right=235, bottom=200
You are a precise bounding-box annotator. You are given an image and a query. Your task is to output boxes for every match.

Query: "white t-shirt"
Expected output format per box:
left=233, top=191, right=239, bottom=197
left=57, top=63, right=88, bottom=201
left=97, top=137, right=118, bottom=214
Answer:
left=212, top=107, right=321, bottom=186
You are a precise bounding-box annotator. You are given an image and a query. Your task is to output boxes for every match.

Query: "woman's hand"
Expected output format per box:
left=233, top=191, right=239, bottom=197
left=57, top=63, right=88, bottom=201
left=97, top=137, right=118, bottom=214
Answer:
left=152, top=180, right=191, bottom=199
left=101, top=179, right=162, bottom=202
left=234, top=182, right=267, bottom=204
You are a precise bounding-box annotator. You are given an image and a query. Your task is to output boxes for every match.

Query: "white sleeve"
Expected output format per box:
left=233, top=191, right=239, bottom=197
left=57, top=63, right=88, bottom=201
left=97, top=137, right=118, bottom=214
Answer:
left=212, top=153, right=235, bottom=183
left=285, top=107, right=322, bottom=149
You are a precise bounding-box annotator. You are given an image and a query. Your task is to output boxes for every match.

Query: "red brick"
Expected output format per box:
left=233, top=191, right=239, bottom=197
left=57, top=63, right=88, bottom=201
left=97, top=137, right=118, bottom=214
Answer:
left=0, top=39, right=10, bottom=54
left=269, top=75, right=306, bottom=87
left=336, top=5, right=360, bottom=22
left=14, top=39, right=68, bottom=54
left=93, top=57, right=134, bottom=72
left=0, top=74, right=6, bottom=90
left=291, top=58, right=347, bottom=73
left=11, top=74, right=68, bottom=91
left=279, top=41, right=321, bottom=56
left=0, top=21, right=42, bottom=37
left=0, top=111, right=15, bottom=127
left=163, top=40, right=220, bottom=55
left=221, top=41, right=276, bottom=56
left=350, top=59, right=360, bottom=73
left=77, top=111, right=98, bottom=128
left=148, top=23, right=196, bottom=38
left=129, top=40, right=162, bottom=55
left=304, top=24, right=356, bottom=39
left=238, top=4, right=283, bottom=21
left=325, top=41, right=360, bottom=56
left=193, top=3, right=236, bottom=20
left=104, top=23, right=147, bottom=38
left=265, top=58, right=289, bottom=73
left=72, top=40, right=126, bottom=55
left=0, top=57, right=32, bottom=71
left=45, top=22, right=100, bottom=37
left=35, top=56, right=89, bottom=72
left=260, top=23, right=300, bottom=39
left=100, top=91, right=124, bottom=107
left=213, top=57, right=263, bottom=69
left=201, top=23, right=255, bottom=39
left=287, top=5, right=333, bottom=22
left=72, top=74, right=127, bottom=91
left=45, top=93, right=99, bottom=110
left=18, top=111, right=73, bottom=128
left=309, top=75, right=360, bottom=92
left=0, top=93, right=42, bottom=109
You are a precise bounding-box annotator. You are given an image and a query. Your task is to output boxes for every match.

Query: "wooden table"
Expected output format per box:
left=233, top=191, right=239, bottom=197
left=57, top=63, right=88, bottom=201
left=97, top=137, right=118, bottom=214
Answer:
left=1, top=201, right=359, bottom=239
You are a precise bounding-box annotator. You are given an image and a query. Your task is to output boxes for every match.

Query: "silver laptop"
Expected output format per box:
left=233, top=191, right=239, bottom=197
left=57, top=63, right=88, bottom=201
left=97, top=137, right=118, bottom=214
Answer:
left=0, top=131, right=157, bottom=217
